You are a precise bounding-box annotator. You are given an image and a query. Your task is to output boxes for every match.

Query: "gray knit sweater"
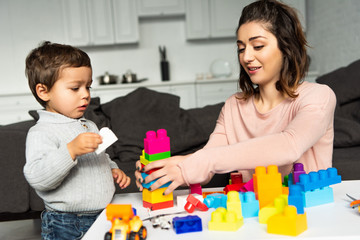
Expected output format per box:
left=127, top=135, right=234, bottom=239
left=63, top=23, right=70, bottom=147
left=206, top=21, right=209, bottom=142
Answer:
left=24, top=110, right=118, bottom=213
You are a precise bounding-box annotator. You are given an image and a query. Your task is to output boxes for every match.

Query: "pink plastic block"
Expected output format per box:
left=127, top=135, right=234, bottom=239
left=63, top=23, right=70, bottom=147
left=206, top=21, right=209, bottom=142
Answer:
left=240, top=178, right=254, bottom=192
left=190, top=184, right=202, bottom=195
left=144, top=129, right=170, bottom=155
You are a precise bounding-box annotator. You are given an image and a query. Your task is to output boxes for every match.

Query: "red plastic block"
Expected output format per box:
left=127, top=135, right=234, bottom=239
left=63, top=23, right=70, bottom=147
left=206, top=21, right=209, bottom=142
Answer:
left=223, top=183, right=245, bottom=194
left=184, top=194, right=208, bottom=213
left=253, top=165, right=283, bottom=209
left=190, top=184, right=202, bottom=195
left=141, top=163, right=160, bottom=175
left=230, top=172, right=243, bottom=185
left=143, top=200, right=173, bottom=210
left=144, top=129, right=170, bottom=155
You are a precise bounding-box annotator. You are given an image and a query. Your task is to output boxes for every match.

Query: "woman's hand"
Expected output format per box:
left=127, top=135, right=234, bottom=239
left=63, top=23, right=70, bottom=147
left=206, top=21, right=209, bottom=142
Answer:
left=134, top=155, right=189, bottom=195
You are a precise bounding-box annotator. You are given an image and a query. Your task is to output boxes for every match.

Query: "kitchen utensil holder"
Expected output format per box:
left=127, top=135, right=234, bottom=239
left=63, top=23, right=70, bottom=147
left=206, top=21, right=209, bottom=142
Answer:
left=161, top=60, right=170, bottom=81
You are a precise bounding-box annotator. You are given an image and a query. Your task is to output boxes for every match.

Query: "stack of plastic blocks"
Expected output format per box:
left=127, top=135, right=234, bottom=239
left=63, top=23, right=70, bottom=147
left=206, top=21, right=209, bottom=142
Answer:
left=141, top=129, right=173, bottom=210
left=253, top=165, right=283, bottom=209
left=208, top=191, right=244, bottom=231
left=296, top=167, right=341, bottom=207
left=172, top=215, right=202, bottom=234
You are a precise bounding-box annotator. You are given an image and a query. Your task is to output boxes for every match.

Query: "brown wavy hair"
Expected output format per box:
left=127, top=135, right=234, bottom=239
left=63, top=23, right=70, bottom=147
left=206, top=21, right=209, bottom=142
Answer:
left=236, top=0, right=309, bottom=100
left=25, top=41, right=91, bottom=107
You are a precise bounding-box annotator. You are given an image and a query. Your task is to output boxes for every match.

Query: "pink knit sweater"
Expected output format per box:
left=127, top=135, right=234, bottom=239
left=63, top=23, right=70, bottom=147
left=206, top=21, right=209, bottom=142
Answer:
left=178, top=81, right=336, bottom=185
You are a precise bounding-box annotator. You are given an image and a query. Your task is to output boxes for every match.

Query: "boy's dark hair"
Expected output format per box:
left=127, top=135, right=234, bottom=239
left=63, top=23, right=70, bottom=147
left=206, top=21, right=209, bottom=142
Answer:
left=25, top=41, right=92, bottom=107
left=236, top=0, right=309, bottom=100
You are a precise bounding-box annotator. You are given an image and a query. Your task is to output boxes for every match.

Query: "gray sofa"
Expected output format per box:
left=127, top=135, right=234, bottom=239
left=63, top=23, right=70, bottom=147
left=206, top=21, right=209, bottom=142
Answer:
left=1, top=60, right=360, bottom=221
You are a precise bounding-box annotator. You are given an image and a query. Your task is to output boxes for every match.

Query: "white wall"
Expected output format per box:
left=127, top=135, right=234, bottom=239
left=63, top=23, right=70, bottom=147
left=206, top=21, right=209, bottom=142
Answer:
left=306, top=0, right=360, bottom=75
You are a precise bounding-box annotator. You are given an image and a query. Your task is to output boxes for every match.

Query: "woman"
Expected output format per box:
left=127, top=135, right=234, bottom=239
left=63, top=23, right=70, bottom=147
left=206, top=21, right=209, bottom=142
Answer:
left=135, top=0, right=336, bottom=195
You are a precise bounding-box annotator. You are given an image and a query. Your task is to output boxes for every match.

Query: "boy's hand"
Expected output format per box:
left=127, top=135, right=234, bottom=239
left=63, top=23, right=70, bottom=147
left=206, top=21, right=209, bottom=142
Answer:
left=67, top=133, right=102, bottom=160
left=112, top=168, right=131, bottom=189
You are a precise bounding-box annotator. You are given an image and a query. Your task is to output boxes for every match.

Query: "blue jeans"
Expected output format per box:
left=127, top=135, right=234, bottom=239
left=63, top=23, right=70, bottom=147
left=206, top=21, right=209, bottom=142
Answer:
left=41, top=210, right=100, bottom=240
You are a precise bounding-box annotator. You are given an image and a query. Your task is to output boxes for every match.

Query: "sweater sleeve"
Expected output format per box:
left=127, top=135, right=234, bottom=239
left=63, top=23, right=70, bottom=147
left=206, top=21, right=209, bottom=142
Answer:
left=178, top=85, right=336, bottom=185
left=24, top=130, right=77, bottom=191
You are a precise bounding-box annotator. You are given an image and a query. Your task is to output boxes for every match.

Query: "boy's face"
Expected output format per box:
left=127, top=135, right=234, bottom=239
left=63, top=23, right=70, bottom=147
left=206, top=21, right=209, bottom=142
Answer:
left=45, top=66, right=92, bottom=119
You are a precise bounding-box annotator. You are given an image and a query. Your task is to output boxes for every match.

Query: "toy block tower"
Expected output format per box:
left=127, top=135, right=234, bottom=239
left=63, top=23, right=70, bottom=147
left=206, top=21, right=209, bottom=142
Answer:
left=253, top=165, right=283, bottom=209
left=141, top=129, right=173, bottom=210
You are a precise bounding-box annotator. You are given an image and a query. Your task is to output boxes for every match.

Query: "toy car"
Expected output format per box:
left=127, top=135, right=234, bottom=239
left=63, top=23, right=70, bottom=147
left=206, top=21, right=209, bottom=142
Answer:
left=104, top=204, right=147, bottom=240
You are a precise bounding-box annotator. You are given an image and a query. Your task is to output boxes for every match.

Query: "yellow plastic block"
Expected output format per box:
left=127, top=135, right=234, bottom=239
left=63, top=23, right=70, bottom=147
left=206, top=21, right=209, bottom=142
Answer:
left=142, top=188, right=173, bottom=204
left=226, top=191, right=242, bottom=221
left=259, top=194, right=288, bottom=224
left=140, top=150, right=149, bottom=166
left=253, top=165, right=283, bottom=209
left=208, top=207, right=243, bottom=231
left=267, top=205, right=307, bottom=236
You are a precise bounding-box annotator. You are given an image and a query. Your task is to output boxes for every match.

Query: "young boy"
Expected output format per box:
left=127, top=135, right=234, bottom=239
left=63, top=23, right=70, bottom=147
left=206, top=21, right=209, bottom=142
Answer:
left=23, top=41, right=130, bottom=240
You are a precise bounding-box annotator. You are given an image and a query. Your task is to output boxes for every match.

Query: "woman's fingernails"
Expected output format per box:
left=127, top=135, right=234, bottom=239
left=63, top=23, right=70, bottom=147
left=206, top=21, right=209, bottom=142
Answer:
left=137, top=166, right=140, bottom=171
left=138, top=178, right=142, bottom=183
left=148, top=187, right=151, bottom=191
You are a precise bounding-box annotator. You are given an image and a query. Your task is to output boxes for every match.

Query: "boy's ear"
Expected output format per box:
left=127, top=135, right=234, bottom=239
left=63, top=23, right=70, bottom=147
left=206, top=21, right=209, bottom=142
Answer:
left=36, top=83, right=50, bottom=102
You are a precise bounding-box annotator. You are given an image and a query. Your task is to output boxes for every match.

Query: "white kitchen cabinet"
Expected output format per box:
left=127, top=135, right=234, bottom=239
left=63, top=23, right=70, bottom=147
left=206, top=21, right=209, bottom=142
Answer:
left=150, top=84, right=196, bottom=109
left=185, top=0, right=252, bottom=40
left=62, top=0, right=139, bottom=46
left=137, top=0, right=185, bottom=17
left=196, top=79, right=238, bottom=107
left=186, top=0, right=306, bottom=40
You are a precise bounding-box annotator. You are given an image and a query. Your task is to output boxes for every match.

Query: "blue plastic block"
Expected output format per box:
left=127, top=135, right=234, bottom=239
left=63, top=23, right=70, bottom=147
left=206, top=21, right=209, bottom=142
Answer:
left=141, top=172, right=171, bottom=189
left=172, top=215, right=202, bottom=234
left=288, top=185, right=305, bottom=214
left=203, top=194, right=227, bottom=209
left=303, top=186, right=334, bottom=207
left=239, top=192, right=259, bottom=218
left=297, top=168, right=341, bottom=192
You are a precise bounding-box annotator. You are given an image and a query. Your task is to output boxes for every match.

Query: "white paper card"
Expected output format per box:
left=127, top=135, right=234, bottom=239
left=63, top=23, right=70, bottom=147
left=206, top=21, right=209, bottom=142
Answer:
left=95, top=127, right=118, bottom=154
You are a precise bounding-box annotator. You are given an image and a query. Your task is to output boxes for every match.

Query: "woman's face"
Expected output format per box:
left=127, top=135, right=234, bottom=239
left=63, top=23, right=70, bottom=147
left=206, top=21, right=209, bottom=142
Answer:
left=237, top=21, right=283, bottom=89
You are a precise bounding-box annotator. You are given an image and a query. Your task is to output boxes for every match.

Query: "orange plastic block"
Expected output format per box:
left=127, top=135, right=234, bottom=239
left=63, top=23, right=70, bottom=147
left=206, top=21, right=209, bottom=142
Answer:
left=143, top=200, right=174, bottom=210
left=142, top=188, right=173, bottom=204
left=258, top=194, right=288, bottom=224
left=253, top=165, right=283, bottom=208
left=208, top=207, right=243, bottom=231
left=267, top=205, right=307, bottom=236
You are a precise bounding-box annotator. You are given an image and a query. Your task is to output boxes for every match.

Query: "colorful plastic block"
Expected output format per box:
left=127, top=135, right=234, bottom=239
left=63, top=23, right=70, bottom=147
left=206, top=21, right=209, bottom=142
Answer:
left=177, top=194, right=203, bottom=210
left=297, top=168, right=341, bottom=192
left=267, top=205, right=307, bottom=236
left=145, top=151, right=171, bottom=161
left=144, top=129, right=170, bottom=155
left=293, top=163, right=306, bottom=184
left=208, top=207, right=243, bottom=231
left=143, top=200, right=173, bottom=210
left=259, top=195, right=288, bottom=224
left=202, top=191, right=225, bottom=198
left=303, top=186, right=334, bottom=207
left=230, top=172, right=243, bottom=185
left=253, top=165, right=283, bottom=208
left=139, top=150, right=149, bottom=166
left=184, top=194, right=208, bottom=213
left=223, top=183, right=245, bottom=194
left=140, top=163, right=159, bottom=175
left=288, top=184, right=305, bottom=214
left=239, top=178, right=254, bottom=192
left=142, top=188, right=173, bottom=204
left=172, top=215, right=202, bottom=234
left=141, top=172, right=171, bottom=189
left=239, top=192, right=259, bottom=218
left=226, top=191, right=242, bottom=220
left=190, top=184, right=202, bottom=195
left=203, top=193, right=227, bottom=209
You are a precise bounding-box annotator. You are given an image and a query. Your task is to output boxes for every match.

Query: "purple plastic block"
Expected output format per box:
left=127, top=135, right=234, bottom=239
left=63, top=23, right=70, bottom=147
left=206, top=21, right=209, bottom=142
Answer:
left=203, top=194, right=227, bottom=209
left=172, top=215, right=202, bottom=234
left=297, top=168, right=341, bottom=192
left=144, top=129, right=170, bottom=155
left=293, top=163, right=306, bottom=184
left=288, top=184, right=305, bottom=214
left=239, top=192, right=259, bottom=218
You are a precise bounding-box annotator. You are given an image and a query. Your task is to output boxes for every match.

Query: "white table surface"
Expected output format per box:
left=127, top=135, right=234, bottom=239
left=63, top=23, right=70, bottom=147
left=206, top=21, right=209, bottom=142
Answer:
left=83, top=180, right=360, bottom=240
